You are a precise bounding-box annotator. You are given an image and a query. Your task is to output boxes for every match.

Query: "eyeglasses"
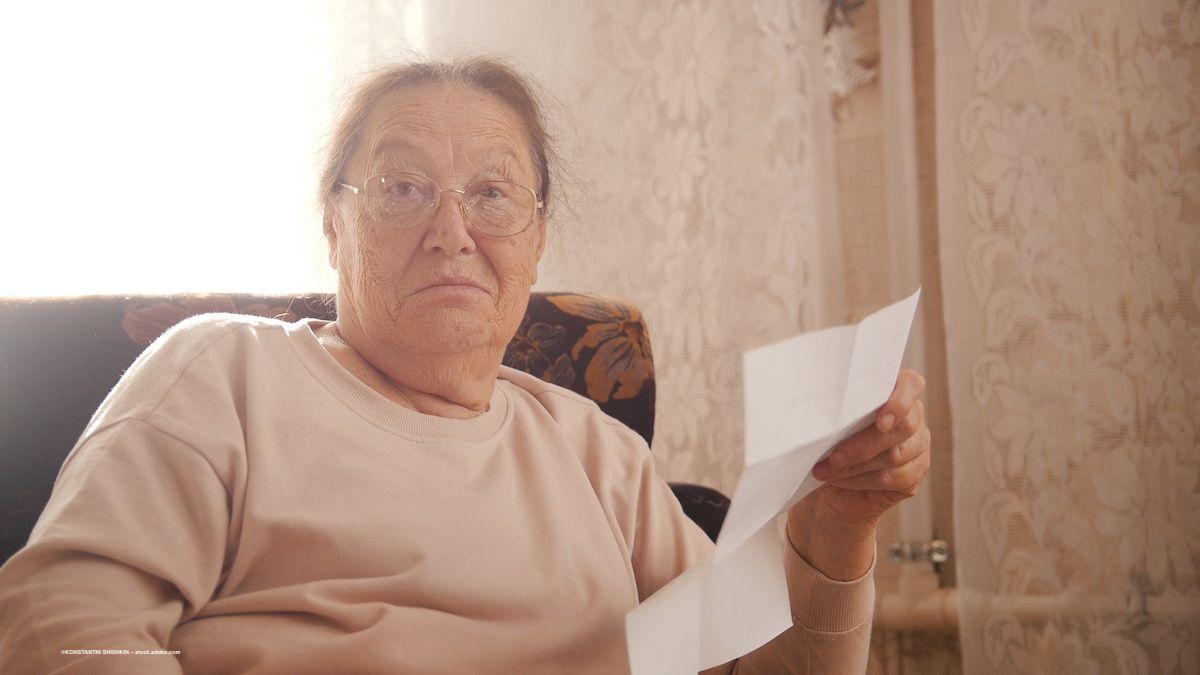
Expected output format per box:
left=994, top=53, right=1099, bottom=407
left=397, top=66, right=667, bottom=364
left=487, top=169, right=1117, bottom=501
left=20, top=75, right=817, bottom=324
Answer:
left=337, top=172, right=544, bottom=237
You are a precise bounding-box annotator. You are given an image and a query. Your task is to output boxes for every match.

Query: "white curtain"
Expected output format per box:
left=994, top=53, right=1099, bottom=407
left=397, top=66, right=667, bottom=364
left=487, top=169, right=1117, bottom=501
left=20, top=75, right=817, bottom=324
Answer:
left=328, top=0, right=835, bottom=495
left=936, top=0, right=1200, bottom=672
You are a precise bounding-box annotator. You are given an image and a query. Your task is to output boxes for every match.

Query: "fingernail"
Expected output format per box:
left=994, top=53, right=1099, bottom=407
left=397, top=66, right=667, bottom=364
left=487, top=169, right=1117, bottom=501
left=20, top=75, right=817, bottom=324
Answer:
left=813, top=460, right=832, bottom=479
left=828, top=452, right=847, bottom=468
left=879, top=414, right=895, bottom=431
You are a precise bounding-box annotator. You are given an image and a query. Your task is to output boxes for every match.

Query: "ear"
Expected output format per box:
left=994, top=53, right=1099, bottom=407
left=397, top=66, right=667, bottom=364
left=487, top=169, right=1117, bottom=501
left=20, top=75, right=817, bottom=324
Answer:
left=531, top=217, right=547, bottom=286
left=323, top=207, right=340, bottom=271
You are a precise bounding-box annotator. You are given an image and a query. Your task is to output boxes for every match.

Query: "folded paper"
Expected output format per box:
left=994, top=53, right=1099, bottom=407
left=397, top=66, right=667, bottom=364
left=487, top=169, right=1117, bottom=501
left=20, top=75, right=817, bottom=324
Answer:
left=626, top=288, right=921, bottom=674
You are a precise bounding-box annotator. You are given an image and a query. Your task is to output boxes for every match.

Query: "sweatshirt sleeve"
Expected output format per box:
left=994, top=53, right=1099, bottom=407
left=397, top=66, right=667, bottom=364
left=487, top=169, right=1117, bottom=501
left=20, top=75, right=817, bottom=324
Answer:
left=0, top=418, right=230, bottom=674
left=705, top=545, right=875, bottom=674
left=608, top=421, right=714, bottom=602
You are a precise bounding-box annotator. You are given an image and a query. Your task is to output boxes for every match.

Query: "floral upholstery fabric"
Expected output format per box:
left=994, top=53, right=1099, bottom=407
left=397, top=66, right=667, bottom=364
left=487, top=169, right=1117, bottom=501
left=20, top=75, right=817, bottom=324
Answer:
left=504, top=293, right=656, bottom=443
left=0, top=292, right=728, bottom=565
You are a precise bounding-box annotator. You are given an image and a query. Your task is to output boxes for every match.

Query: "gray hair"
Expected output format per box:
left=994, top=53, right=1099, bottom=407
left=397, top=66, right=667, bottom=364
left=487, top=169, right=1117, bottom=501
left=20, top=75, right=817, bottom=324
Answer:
left=318, top=57, right=557, bottom=236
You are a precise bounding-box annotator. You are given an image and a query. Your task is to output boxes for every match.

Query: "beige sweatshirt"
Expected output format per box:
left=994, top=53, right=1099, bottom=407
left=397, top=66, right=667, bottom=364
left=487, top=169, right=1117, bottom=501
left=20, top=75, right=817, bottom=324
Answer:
left=0, top=314, right=872, bottom=674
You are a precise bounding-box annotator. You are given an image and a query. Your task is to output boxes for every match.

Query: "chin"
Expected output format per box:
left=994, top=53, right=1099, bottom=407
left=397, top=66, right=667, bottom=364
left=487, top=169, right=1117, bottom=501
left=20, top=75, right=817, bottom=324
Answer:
left=412, top=309, right=496, bottom=352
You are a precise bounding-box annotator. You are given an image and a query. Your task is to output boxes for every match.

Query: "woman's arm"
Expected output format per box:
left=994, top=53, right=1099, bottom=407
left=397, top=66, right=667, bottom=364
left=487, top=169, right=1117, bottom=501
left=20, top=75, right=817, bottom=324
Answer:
left=707, top=369, right=930, bottom=674
left=789, top=370, right=929, bottom=580
left=0, top=419, right=229, bottom=674
left=700, top=536, right=875, bottom=675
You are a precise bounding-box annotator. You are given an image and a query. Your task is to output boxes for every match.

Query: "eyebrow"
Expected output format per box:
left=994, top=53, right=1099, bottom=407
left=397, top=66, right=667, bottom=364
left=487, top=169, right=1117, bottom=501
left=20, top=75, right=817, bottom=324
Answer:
left=369, top=141, right=528, bottom=182
left=369, top=139, right=430, bottom=169
left=476, top=148, right=523, bottom=180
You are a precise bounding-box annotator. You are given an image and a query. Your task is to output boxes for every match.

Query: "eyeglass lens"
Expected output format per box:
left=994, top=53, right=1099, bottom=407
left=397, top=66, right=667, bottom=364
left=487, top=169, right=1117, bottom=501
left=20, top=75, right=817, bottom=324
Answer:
left=367, top=174, right=535, bottom=234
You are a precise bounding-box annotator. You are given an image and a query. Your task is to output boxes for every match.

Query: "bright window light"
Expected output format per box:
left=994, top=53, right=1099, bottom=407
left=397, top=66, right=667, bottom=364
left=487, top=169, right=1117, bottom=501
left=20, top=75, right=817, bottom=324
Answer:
left=0, top=1, right=342, bottom=297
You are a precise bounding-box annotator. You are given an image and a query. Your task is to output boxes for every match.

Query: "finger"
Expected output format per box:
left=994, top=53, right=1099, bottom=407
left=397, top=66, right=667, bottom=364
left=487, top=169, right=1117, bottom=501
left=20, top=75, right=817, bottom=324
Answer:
left=827, top=448, right=930, bottom=495
left=890, top=398, right=925, bottom=447
left=877, top=369, right=926, bottom=432
left=822, top=399, right=924, bottom=471
left=820, top=425, right=930, bottom=482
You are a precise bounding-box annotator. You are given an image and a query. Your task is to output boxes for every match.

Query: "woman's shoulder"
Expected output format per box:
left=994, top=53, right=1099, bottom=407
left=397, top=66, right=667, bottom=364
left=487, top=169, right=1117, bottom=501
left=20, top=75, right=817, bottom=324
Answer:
left=152, top=311, right=289, bottom=344
left=82, top=313, right=290, bottom=435
left=497, top=366, right=618, bottom=422
left=496, top=365, right=650, bottom=459
left=125, top=312, right=284, bottom=383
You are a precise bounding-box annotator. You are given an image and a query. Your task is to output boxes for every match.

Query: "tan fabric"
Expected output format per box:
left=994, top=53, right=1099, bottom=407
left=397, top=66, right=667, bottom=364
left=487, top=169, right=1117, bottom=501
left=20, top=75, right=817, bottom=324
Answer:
left=935, top=0, right=1200, bottom=672
left=0, top=314, right=872, bottom=674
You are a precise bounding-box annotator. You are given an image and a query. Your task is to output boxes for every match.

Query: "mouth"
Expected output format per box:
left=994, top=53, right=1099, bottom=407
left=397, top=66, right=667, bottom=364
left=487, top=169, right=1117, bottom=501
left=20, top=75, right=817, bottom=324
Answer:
left=419, top=276, right=490, bottom=295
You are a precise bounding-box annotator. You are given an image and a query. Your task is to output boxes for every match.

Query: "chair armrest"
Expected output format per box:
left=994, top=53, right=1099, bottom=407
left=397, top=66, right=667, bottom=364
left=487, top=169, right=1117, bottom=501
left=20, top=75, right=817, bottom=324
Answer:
left=668, top=483, right=730, bottom=542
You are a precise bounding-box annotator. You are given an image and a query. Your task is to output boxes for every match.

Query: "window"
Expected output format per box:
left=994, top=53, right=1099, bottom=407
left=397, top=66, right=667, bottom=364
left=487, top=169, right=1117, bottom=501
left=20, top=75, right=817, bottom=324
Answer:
left=1, top=1, right=340, bottom=296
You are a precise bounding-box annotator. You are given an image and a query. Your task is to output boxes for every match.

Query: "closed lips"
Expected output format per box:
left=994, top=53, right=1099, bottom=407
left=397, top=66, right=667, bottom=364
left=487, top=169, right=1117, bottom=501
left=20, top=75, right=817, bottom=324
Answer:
left=423, top=277, right=487, bottom=292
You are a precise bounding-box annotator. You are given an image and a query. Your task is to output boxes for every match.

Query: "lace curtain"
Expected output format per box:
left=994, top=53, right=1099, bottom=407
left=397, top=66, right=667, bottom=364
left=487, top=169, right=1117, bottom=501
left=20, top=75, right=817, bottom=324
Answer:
left=935, top=0, right=1200, bottom=672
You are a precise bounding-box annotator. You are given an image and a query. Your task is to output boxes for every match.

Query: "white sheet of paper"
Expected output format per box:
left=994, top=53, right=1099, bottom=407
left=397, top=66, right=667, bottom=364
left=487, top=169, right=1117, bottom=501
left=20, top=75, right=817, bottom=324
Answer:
left=625, top=522, right=790, bottom=675
left=626, top=289, right=920, bottom=674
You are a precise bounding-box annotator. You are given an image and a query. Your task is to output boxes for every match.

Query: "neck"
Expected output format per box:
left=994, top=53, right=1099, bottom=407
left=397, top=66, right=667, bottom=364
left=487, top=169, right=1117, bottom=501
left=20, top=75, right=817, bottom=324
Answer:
left=321, top=321, right=499, bottom=419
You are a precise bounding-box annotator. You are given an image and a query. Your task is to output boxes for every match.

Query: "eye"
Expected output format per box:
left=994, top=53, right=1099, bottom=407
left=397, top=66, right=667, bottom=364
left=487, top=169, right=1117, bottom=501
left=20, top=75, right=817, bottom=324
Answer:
left=387, top=181, right=421, bottom=198
left=468, top=181, right=512, bottom=200
left=370, top=174, right=431, bottom=220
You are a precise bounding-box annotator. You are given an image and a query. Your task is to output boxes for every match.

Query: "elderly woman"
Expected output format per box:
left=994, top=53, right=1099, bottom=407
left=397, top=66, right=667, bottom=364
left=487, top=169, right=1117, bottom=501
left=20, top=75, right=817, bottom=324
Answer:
left=0, top=58, right=930, bottom=674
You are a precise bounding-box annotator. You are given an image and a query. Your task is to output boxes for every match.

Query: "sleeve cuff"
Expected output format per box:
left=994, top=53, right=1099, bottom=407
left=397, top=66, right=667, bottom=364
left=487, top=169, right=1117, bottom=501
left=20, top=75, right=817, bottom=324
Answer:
left=782, top=539, right=876, bottom=633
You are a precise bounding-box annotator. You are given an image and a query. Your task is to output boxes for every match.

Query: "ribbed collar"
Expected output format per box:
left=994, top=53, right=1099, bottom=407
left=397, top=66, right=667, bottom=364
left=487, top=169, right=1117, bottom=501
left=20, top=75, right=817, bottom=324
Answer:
left=282, top=317, right=510, bottom=443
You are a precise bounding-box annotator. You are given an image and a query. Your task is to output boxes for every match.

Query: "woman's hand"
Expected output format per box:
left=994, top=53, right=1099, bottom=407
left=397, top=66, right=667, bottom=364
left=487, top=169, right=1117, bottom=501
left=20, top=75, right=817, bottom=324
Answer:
left=785, top=369, right=931, bottom=580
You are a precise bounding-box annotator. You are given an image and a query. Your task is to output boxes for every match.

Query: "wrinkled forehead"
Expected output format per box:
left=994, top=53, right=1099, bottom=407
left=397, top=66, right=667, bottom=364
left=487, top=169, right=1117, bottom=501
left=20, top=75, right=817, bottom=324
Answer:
left=353, top=83, right=536, bottom=181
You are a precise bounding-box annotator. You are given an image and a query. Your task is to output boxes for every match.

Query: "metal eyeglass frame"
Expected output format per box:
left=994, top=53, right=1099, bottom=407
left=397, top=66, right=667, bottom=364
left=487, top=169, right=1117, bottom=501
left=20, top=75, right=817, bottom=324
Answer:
left=337, top=172, right=544, bottom=237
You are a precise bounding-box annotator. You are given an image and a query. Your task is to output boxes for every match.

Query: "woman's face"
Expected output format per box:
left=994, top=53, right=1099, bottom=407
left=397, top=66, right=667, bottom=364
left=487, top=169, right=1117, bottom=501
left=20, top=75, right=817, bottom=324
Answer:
left=327, top=83, right=546, bottom=356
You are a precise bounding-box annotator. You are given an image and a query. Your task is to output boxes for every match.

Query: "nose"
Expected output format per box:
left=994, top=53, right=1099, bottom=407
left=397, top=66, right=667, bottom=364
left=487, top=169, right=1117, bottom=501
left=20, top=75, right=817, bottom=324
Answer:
left=420, top=189, right=477, bottom=257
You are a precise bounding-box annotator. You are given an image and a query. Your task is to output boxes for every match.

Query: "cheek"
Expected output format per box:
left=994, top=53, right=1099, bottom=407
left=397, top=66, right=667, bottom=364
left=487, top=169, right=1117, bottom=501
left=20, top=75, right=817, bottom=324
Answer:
left=493, top=237, right=540, bottom=288
left=351, top=225, right=413, bottom=279
left=340, top=226, right=414, bottom=318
